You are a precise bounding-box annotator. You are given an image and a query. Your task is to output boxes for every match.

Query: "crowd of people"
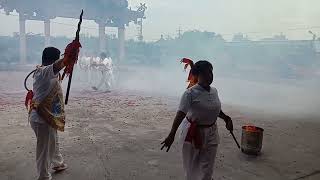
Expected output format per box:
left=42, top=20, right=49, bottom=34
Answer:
left=77, top=52, right=114, bottom=91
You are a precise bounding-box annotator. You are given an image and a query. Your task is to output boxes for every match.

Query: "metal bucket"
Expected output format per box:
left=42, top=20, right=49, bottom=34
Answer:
left=241, top=125, right=264, bottom=155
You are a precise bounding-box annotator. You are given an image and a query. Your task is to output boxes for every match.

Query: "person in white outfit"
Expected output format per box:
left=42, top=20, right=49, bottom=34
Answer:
left=78, top=55, right=92, bottom=83
left=92, top=52, right=114, bottom=91
left=29, top=47, right=70, bottom=180
left=161, top=60, right=233, bottom=180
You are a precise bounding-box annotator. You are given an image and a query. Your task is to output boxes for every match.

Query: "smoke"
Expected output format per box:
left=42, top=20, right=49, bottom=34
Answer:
left=115, top=64, right=186, bottom=97
left=2, top=0, right=320, bottom=120
left=215, top=77, right=320, bottom=117
left=110, top=62, right=320, bottom=119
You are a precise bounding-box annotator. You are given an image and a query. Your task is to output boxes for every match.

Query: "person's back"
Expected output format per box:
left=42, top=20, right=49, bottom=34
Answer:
left=161, top=59, right=234, bottom=180
left=29, top=47, right=69, bottom=180
left=30, top=64, right=60, bottom=124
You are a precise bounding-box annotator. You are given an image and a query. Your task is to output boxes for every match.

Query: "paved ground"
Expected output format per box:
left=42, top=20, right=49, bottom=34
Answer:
left=0, top=71, right=320, bottom=180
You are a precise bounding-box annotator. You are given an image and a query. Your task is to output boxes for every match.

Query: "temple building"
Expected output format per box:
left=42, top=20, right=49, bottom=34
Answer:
left=0, top=0, right=146, bottom=63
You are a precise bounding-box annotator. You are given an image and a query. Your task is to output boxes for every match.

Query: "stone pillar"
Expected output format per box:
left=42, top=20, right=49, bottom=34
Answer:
left=118, top=27, right=125, bottom=62
left=19, top=14, right=27, bottom=64
left=98, top=23, right=106, bottom=53
left=44, top=19, right=50, bottom=47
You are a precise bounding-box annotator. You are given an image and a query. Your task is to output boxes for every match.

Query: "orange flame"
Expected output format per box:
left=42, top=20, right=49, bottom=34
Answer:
left=244, top=125, right=259, bottom=132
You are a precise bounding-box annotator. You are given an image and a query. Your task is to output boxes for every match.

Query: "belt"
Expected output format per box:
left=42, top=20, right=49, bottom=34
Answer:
left=186, top=117, right=215, bottom=128
left=197, top=123, right=215, bottom=128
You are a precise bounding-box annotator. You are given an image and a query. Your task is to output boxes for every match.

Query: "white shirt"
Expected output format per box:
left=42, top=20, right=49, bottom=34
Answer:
left=178, top=84, right=221, bottom=144
left=179, top=84, right=221, bottom=125
left=29, top=64, right=59, bottom=124
left=102, top=58, right=113, bottom=71
left=79, top=56, right=91, bottom=69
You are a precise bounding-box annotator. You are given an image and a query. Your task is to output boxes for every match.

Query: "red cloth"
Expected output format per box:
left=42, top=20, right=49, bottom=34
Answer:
left=25, top=90, right=34, bottom=109
left=181, top=58, right=198, bottom=89
left=62, top=40, right=82, bottom=78
left=185, top=118, right=202, bottom=149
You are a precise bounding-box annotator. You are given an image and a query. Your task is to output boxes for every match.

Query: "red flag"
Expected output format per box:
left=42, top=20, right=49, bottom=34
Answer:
left=181, top=58, right=197, bottom=88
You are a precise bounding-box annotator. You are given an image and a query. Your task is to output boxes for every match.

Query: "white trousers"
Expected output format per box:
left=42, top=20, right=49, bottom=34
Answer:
left=183, top=143, right=218, bottom=180
left=31, top=121, right=64, bottom=180
left=96, top=71, right=113, bottom=90
left=180, top=119, right=219, bottom=180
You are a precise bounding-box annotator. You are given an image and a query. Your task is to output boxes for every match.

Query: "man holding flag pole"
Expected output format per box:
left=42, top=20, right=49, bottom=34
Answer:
left=24, top=10, right=83, bottom=180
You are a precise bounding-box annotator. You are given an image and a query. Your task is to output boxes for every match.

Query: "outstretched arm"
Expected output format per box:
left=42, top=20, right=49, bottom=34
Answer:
left=161, top=90, right=191, bottom=152
left=169, top=111, right=186, bottom=136
left=53, top=58, right=66, bottom=75
left=161, top=111, right=186, bottom=152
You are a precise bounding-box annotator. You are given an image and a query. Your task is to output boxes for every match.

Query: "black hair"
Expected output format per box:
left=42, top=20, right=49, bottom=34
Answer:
left=190, top=60, right=213, bottom=76
left=42, top=47, right=60, bottom=66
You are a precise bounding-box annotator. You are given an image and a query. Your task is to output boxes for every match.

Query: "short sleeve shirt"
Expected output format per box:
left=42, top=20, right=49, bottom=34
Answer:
left=178, top=84, right=222, bottom=144
left=178, top=84, right=221, bottom=125
left=29, top=64, right=59, bottom=124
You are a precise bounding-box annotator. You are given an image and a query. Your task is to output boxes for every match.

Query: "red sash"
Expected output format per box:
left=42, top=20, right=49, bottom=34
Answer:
left=185, top=118, right=202, bottom=149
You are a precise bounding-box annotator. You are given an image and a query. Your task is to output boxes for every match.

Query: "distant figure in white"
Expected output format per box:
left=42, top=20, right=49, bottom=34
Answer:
left=91, top=52, right=114, bottom=91
left=78, top=54, right=93, bottom=83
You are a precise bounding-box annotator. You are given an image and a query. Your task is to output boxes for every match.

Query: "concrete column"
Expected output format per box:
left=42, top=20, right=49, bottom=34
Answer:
left=44, top=19, right=50, bottom=47
left=118, top=27, right=125, bottom=62
left=19, top=14, right=27, bottom=64
left=98, top=23, right=106, bottom=53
